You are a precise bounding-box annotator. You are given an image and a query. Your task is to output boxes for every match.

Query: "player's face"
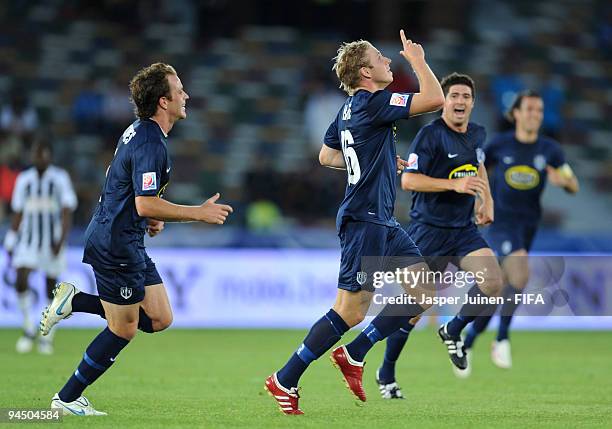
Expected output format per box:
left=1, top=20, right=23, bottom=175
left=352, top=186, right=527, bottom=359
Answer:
left=442, top=84, right=474, bottom=126
left=166, top=74, right=190, bottom=120
left=32, top=146, right=51, bottom=171
left=364, top=46, right=393, bottom=87
left=514, top=96, right=543, bottom=133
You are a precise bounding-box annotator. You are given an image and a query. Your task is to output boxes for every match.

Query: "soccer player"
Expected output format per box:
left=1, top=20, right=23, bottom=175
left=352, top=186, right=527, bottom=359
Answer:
left=463, top=90, right=579, bottom=369
left=41, top=63, right=233, bottom=416
left=3, top=141, right=77, bottom=355
left=265, top=30, right=449, bottom=415
left=375, top=73, right=505, bottom=396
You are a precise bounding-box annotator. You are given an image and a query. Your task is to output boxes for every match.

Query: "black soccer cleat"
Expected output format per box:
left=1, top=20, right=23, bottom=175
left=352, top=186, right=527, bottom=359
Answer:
left=375, top=369, right=404, bottom=399
left=438, top=323, right=467, bottom=370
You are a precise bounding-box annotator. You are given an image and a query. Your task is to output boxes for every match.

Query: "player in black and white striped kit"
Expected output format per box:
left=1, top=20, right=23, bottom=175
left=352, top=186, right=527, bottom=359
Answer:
left=3, top=141, right=77, bottom=354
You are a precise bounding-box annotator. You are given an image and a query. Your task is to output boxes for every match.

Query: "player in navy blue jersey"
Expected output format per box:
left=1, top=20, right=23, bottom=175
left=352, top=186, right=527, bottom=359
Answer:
left=375, top=73, right=506, bottom=395
left=463, top=90, right=579, bottom=369
left=40, top=63, right=233, bottom=415
left=265, top=30, right=445, bottom=414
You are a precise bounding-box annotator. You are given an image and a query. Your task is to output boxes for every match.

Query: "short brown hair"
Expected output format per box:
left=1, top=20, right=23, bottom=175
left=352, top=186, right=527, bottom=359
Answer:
left=440, top=72, right=475, bottom=98
left=332, top=40, right=372, bottom=95
left=505, top=89, right=542, bottom=123
left=129, top=63, right=177, bottom=119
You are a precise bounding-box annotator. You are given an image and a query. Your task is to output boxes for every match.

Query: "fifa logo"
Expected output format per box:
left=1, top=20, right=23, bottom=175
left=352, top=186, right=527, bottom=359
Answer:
left=120, top=287, right=133, bottom=300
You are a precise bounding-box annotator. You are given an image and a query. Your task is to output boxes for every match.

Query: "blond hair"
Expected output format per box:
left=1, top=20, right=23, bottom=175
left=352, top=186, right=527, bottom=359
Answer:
left=332, top=40, right=372, bottom=95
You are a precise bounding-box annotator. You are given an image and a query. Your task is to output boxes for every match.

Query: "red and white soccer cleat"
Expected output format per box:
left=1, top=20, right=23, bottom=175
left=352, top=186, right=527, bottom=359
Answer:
left=264, top=373, right=304, bottom=415
left=330, top=345, right=366, bottom=402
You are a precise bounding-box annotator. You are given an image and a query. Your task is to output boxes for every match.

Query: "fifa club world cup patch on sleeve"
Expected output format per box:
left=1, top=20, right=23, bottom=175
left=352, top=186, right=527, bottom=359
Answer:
left=389, top=93, right=409, bottom=107
left=406, top=153, right=419, bottom=170
left=142, top=172, right=157, bottom=191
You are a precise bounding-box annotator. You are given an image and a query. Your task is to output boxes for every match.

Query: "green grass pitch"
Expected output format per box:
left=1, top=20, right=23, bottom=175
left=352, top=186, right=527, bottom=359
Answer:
left=1, top=328, right=611, bottom=428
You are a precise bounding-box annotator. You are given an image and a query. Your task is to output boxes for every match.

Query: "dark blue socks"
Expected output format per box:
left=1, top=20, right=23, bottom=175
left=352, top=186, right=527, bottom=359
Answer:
left=277, top=309, right=349, bottom=388
left=446, top=284, right=497, bottom=337
left=378, top=322, right=416, bottom=384
left=72, top=292, right=105, bottom=316
left=345, top=301, right=425, bottom=363
left=72, top=292, right=155, bottom=333
left=463, top=284, right=523, bottom=348
left=59, top=327, right=129, bottom=402
left=464, top=315, right=492, bottom=349
left=497, top=285, right=522, bottom=341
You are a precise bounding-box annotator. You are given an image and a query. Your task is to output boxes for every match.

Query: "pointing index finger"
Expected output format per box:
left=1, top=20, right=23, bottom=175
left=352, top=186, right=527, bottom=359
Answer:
left=400, top=29, right=407, bottom=46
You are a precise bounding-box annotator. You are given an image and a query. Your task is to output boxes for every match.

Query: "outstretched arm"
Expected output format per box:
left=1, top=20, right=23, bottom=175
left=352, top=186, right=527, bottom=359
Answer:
left=135, top=193, right=233, bottom=225
left=397, top=30, right=444, bottom=116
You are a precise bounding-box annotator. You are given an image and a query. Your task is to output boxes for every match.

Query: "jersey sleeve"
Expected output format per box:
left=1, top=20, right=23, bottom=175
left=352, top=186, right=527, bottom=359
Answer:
left=131, top=141, right=168, bottom=197
left=366, top=90, right=414, bottom=126
left=10, top=173, right=26, bottom=212
left=404, top=127, right=436, bottom=174
left=59, top=171, right=78, bottom=210
left=548, top=141, right=566, bottom=168
left=323, top=119, right=341, bottom=150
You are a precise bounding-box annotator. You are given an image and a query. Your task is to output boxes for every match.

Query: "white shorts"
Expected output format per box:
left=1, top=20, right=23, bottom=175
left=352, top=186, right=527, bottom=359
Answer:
left=12, top=246, right=66, bottom=278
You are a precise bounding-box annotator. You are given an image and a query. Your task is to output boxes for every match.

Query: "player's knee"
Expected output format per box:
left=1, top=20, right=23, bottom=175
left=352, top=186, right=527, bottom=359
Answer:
left=508, top=272, right=529, bottom=290
left=335, top=308, right=365, bottom=327
left=109, top=321, right=139, bottom=340
left=153, top=312, right=173, bottom=332
left=481, top=270, right=504, bottom=296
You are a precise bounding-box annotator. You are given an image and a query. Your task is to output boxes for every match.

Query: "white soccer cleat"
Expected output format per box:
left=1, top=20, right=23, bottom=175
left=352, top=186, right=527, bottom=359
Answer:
left=16, top=334, right=34, bottom=354
left=50, top=394, right=107, bottom=416
left=491, top=339, right=512, bottom=369
left=453, top=350, right=472, bottom=378
left=40, top=282, right=79, bottom=336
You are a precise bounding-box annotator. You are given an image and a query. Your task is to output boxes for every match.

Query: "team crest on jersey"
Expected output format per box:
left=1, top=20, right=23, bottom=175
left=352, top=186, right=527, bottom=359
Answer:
left=142, top=172, right=157, bottom=191
left=389, top=93, right=409, bottom=107
left=504, top=165, right=540, bottom=190
left=120, top=287, right=133, bottom=300
left=356, top=271, right=368, bottom=285
left=502, top=156, right=514, bottom=164
left=406, top=153, right=419, bottom=170
left=533, top=154, right=546, bottom=170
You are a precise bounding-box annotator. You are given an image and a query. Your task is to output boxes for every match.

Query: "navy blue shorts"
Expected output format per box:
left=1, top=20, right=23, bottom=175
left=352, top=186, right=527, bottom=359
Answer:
left=484, top=220, right=538, bottom=257
left=91, top=255, right=163, bottom=305
left=338, top=221, right=424, bottom=292
left=406, top=221, right=489, bottom=272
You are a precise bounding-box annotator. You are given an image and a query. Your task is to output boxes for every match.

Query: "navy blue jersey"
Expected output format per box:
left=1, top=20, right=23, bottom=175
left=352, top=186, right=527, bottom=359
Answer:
left=485, top=131, right=565, bottom=224
left=324, top=89, right=414, bottom=231
left=83, top=119, right=171, bottom=270
left=405, top=118, right=486, bottom=228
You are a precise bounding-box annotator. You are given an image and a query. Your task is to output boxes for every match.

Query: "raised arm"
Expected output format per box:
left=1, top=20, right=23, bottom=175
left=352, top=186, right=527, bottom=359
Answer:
left=397, top=30, right=444, bottom=116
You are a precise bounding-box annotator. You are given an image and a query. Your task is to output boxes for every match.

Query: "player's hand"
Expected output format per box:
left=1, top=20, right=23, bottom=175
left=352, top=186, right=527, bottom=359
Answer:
left=146, top=219, right=164, bottom=237
left=452, top=176, right=487, bottom=196
left=399, top=29, right=425, bottom=64
left=396, top=155, right=409, bottom=175
left=475, top=198, right=494, bottom=225
left=198, top=193, right=233, bottom=225
left=546, top=165, right=573, bottom=188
